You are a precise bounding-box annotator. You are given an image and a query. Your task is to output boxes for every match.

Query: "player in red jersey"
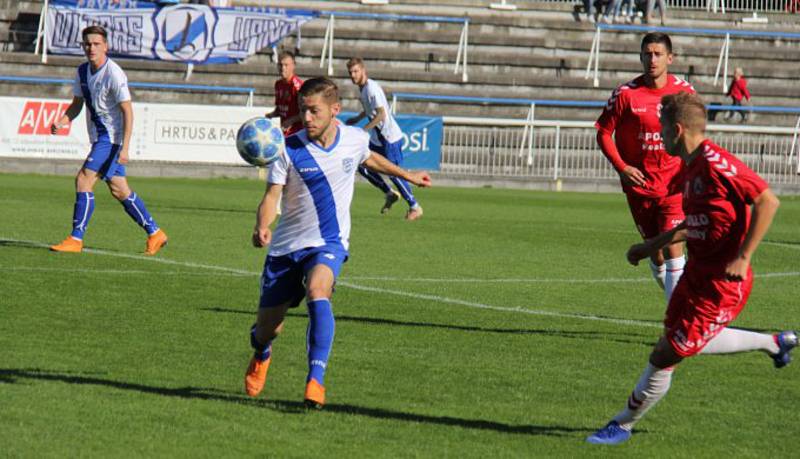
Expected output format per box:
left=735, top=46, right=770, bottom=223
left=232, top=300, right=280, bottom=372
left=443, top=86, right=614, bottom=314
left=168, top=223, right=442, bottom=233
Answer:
left=587, top=92, right=797, bottom=445
left=596, top=33, right=695, bottom=303
left=265, top=51, right=303, bottom=136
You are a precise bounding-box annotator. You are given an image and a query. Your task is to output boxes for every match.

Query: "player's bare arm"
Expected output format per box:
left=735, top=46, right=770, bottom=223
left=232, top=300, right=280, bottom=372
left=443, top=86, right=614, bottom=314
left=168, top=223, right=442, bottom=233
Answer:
left=118, top=100, right=133, bottom=164
left=725, top=188, right=780, bottom=281
left=362, top=152, right=432, bottom=188
left=253, top=182, right=284, bottom=248
left=627, top=222, right=687, bottom=266
left=362, top=106, right=386, bottom=132
left=50, top=96, right=84, bottom=134
left=345, top=111, right=366, bottom=126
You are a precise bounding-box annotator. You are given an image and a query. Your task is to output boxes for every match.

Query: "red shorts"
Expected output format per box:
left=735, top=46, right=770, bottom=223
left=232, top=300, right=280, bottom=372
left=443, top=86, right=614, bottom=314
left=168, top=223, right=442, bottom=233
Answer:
left=664, top=264, right=753, bottom=357
left=625, top=193, right=684, bottom=240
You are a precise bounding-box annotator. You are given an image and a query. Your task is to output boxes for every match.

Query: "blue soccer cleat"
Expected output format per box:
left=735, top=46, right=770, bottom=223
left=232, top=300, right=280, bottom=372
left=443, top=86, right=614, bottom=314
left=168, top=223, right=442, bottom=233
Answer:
left=772, top=330, right=798, bottom=369
left=586, top=421, right=632, bottom=445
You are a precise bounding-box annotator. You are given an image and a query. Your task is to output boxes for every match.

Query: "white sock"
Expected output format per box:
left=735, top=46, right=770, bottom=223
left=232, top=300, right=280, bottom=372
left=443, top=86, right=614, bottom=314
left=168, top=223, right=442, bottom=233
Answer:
left=700, top=328, right=780, bottom=355
left=613, top=363, right=674, bottom=431
left=664, top=256, right=685, bottom=303
left=649, top=261, right=665, bottom=291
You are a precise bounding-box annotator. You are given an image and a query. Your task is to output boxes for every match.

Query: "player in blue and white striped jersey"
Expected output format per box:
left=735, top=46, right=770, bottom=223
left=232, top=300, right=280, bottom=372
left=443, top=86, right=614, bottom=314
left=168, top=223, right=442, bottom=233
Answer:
left=244, top=77, right=431, bottom=409
left=49, top=25, right=167, bottom=255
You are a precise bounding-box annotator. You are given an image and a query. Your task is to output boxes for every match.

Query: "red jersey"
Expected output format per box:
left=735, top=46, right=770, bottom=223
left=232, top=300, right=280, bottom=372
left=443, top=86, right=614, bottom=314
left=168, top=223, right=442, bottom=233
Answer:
left=682, top=139, right=767, bottom=268
left=596, top=74, right=695, bottom=198
left=274, top=75, right=303, bottom=135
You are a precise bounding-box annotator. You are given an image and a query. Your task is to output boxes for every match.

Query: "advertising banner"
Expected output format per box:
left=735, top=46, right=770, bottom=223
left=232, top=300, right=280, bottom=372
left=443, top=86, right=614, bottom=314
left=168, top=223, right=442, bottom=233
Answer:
left=47, top=0, right=317, bottom=64
left=338, top=112, right=443, bottom=171
left=0, top=96, right=268, bottom=164
left=0, top=97, right=442, bottom=170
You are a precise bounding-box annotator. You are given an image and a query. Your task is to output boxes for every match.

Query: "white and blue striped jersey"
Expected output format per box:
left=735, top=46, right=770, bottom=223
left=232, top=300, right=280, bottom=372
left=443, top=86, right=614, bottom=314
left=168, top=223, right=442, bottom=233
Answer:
left=71, top=58, right=131, bottom=145
left=267, top=124, right=372, bottom=257
left=359, top=79, right=403, bottom=146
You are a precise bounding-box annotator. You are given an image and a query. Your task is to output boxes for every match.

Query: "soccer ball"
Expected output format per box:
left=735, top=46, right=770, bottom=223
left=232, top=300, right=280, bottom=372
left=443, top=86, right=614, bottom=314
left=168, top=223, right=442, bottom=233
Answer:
left=236, top=117, right=284, bottom=166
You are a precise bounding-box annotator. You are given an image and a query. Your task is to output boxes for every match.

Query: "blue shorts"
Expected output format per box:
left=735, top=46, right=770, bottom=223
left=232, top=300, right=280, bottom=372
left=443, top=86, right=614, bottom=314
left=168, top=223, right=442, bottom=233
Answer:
left=84, top=140, right=126, bottom=181
left=259, top=245, right=349, bottom=309
left=372, top=139, right=404, bottom=165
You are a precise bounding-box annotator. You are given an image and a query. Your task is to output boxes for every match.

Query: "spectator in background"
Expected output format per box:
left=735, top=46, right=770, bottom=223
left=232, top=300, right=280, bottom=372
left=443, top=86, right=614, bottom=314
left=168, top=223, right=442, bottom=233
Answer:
left=603, top=0, right=635, bottom=23
left=583, top=0, right=597, bottom=23
left=265, top=51, right=303, bottom=136
left=726, top=67, right=751, bottom=123
left=645, top=0, right=667, bottom=25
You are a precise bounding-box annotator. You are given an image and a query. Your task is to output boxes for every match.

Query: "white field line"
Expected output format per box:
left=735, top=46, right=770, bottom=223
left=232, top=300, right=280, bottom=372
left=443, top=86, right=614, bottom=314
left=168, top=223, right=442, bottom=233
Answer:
left=0, top=266, right=251, bottom=277
left=3, top=237, right=797, bottom=330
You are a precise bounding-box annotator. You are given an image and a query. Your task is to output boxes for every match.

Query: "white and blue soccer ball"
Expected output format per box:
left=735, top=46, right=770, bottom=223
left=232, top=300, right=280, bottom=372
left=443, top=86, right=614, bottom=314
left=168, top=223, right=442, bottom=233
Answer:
left=236, top=117, right=284, bottom=167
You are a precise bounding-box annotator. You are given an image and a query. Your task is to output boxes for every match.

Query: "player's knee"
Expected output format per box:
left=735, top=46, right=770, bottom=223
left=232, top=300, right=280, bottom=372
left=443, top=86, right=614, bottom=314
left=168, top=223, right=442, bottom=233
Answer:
left=649, top=337, right=683, bottom=368
left=306, top=286, right=332, bottom=300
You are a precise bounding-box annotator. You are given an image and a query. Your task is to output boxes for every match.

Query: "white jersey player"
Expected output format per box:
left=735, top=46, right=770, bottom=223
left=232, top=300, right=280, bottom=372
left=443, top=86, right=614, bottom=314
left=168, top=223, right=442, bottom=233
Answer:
left=243, top=77, right=431, bottom=409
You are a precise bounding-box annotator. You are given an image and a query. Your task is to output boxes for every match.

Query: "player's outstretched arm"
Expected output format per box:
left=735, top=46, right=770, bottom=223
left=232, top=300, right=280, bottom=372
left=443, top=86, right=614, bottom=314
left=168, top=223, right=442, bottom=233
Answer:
left=50, top=96, right=84, bottom=134
left=362, top=152, right=432, bottom=187
left=253, top=183, right=284, bottom=248
left=627, top=222, right=688, bottom=266
left=725, top=188, right=780, bottom=281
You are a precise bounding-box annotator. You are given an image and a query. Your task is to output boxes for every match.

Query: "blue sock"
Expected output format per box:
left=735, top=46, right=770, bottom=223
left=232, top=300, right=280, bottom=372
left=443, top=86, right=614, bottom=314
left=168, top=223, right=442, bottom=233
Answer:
left=121, top=191, right=159, bottom=235
left=70, top=192, right=95, bottom=240
left=389, top=176, right=418, bottom=208
left=306, top=299, right=335, bottom=385
left=358, top=166, right=392, bottom=194
left=250, top=323, right=272, bottom=361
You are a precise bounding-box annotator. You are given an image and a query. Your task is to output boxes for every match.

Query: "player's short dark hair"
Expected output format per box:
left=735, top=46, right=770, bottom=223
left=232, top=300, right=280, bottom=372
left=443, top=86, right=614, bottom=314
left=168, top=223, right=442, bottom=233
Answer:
left=82, top=25, right=107, bottom=42
left=661, top=92, right=706, bottom=132
left=299, top=77, right=339, bottom=104
left=277, top=50, right=295, bottom=62
left=641, top=32, right=672, bottom=54
left=346, top=57, right=365, bottom=69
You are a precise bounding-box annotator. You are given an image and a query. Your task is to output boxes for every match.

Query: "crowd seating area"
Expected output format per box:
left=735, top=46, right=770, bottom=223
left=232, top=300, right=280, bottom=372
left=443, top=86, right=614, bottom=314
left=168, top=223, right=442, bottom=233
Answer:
left=1, top=0, right=799, bottom=126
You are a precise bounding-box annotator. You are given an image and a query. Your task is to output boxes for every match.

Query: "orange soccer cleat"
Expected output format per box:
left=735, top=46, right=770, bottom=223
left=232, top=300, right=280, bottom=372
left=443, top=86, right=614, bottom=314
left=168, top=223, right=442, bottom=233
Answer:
left=144, top=229, right=168, bottom=256
left=244, top=356, right=271, bottom=397
left=304, top=378, right=326, bottom=410
left=50, top=236, right=83, bottom=253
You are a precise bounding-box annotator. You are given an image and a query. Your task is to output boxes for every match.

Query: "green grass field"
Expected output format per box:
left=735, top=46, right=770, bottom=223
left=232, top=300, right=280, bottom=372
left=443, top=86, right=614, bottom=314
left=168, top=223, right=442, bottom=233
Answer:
left=1, top=172, right=798, bottom=457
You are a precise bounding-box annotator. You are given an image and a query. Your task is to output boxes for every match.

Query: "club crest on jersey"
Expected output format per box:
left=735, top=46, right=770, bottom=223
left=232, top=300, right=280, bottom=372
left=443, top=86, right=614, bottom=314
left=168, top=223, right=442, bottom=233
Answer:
left=342, top=158, right=355, bottom=174
left=154, top=5, right=216, bottom=62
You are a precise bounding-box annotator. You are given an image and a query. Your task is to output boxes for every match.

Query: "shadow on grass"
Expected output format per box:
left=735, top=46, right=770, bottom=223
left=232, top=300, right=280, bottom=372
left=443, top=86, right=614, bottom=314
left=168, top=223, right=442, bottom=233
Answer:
left=0, top=368, right=591, bottom=437
left=202, top=307, right=657, bottom=346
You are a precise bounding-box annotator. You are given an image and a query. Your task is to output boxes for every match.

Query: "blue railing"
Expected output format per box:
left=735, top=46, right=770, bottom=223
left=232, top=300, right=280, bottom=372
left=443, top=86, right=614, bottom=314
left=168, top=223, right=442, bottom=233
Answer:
left=391, top=92, right=800, bottom=115
left=321, top=10, right=466, bottom=23
left=596, top=23, right=800, bottom=39
left=0, top=75, right=256, bottom=105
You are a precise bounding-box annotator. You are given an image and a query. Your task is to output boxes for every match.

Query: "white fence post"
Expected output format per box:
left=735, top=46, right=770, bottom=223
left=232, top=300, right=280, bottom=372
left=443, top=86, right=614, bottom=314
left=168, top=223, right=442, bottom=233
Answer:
left=585, top=27, right=601, bottom=87
left=454, top=19, right=469, bottom=83
left=319, top=15, right=335, bottom=76
left=553, top=124, right=561, bottom=181
left=518, top=103, right=535, bottom=166
left=247, top=90, right=254, bottom=107
left=36, top=0, right=50, bottom=64
left=791, top=115, right=800, bottom=174
left=391, top=94, right=397, bottom=114
left=714, top=33, right=730, bottom=91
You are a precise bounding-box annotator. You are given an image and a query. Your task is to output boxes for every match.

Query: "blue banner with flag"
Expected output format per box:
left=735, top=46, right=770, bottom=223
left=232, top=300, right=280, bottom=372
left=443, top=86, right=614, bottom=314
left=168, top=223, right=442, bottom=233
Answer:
left=339, top=112, right=442, bottom=171
left=46, top=0, right=317, bottom=64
